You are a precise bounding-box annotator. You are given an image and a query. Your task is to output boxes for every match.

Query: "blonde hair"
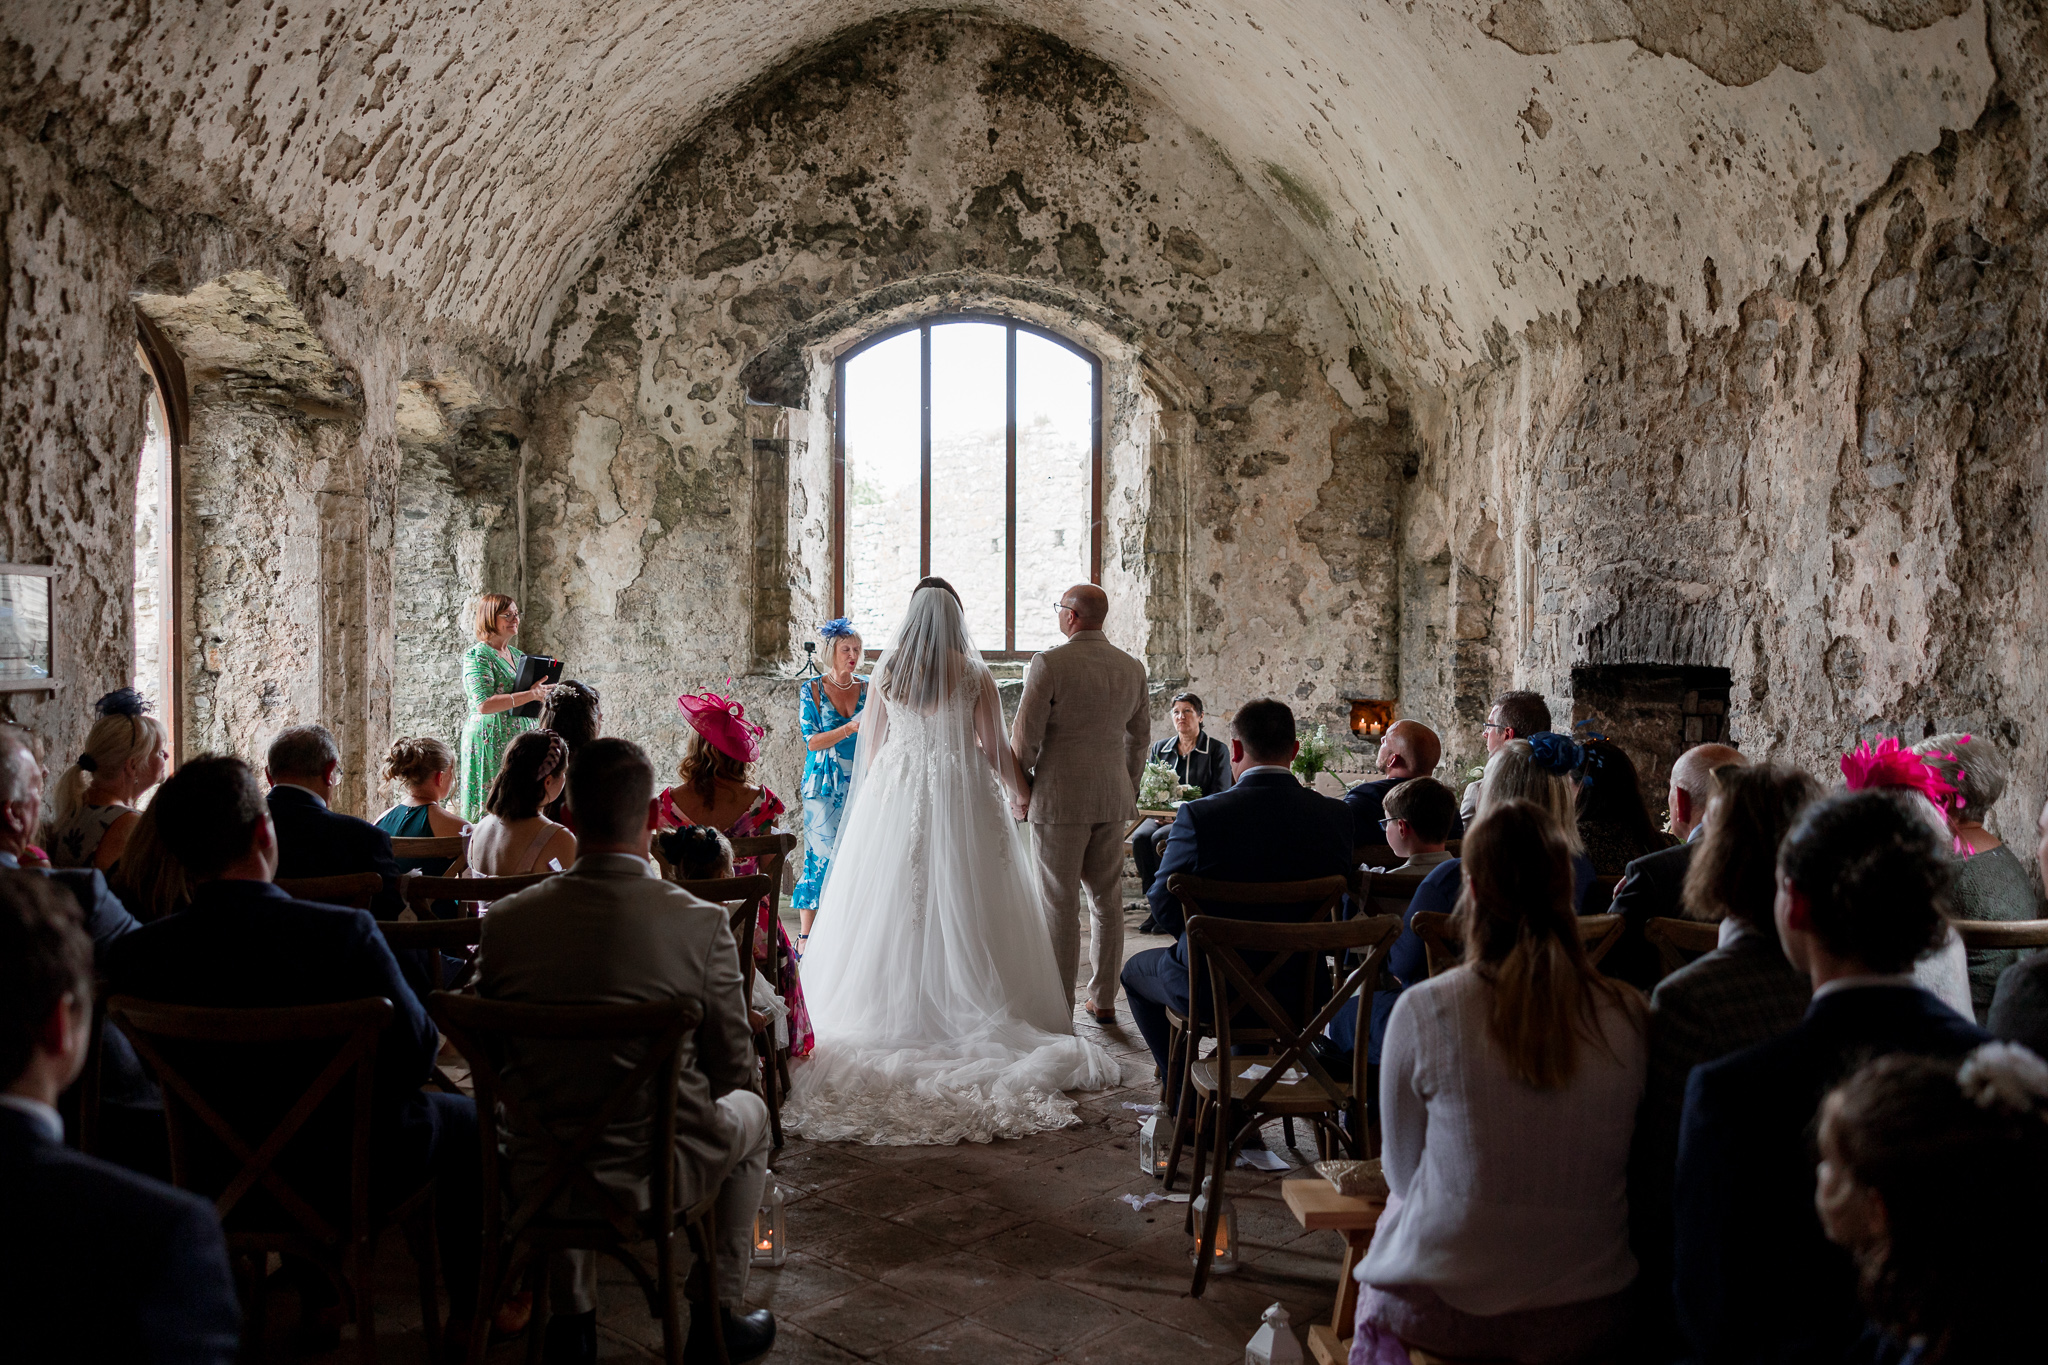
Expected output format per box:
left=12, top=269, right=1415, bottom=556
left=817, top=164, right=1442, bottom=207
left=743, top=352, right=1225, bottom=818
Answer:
left=45, top=709, right=168, bottom=834
left=678, top=729, right=751, bottom=807
left=473, top=593, right=515, bottom=642
left=1477, top=740, right=1584, bottom=855
left=105, top=801, right=189, bottom=924
left=383, top=736, right=455, bottom=790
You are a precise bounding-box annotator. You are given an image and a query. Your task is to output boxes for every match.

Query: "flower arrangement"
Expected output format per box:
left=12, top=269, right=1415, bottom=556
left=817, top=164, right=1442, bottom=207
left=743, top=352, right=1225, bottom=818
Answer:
left=1139, top=761, right=1198, bottom=809
left=1291, top=724, right=1334, bottom=784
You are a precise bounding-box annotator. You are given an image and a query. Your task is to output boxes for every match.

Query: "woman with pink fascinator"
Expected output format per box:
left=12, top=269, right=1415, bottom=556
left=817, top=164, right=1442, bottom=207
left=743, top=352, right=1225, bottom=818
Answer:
left=1839, top=737, right=1976, bottom=1019
left=659, top=688, right=813, bottom=1058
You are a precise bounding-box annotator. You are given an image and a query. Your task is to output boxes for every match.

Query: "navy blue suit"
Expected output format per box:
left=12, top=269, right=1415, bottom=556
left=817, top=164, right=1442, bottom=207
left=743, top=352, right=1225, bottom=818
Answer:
left=1124, top=769, right=1356, bottom=1079
left=1674, top=985, right=1987, bottom=1364
left=1342, top=775, right=1463, bottom=849
left=0, top=1102, right=240, bottom=1363
left=267, top=785, right=404, bottom=917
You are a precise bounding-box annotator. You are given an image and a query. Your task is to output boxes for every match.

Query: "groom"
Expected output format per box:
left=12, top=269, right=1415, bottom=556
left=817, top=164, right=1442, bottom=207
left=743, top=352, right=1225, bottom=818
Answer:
left=1011, top=584, right=1150, bottom=1023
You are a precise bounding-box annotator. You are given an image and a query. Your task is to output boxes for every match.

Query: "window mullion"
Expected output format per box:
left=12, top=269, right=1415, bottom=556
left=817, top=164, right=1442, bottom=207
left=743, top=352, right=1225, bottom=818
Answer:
left=919, top=324, right=932, bottom=579
left=1005, top=324, right=1018, bottom=654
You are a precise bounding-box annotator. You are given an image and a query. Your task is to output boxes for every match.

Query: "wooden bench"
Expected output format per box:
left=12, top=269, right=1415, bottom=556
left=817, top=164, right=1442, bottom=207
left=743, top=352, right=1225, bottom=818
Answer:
left=1283, top=1177, right=1385, bottom=1365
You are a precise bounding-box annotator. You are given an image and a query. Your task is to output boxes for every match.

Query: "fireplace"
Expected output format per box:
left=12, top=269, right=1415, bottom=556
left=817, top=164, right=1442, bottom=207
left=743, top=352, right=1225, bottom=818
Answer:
left=1569, top=665, right=1733, bottom=824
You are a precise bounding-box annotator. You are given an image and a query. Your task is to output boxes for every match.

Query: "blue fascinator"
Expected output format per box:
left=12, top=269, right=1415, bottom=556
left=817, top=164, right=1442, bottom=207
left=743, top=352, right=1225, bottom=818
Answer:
left=819, top=618, right=857, bottom=639
left=1526, top=731, right=1584, bottom=775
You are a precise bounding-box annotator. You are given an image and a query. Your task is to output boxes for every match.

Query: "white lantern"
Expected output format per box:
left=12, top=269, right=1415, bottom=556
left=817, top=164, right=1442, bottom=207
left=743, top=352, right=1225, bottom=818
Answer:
left=751, top=1181, right=786, bottom=1267
left=1190, top=1175, right=1239, bottom=1273
left=1137, top=1114, right=1170, bottom=1177
left=1245, top=1302, right=1303, bottom=1365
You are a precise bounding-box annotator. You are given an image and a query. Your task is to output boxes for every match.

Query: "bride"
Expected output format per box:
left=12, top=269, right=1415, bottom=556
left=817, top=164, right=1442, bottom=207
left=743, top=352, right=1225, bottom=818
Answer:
left=787, top=578, right=1121, bottom=1144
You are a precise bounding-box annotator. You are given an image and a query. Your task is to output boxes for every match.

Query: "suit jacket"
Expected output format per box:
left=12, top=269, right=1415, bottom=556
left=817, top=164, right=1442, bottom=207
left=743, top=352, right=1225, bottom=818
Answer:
left=102, top=880, right=443, bottom=1195
left=0, top=1104, right=239, bottom=1364
left=477, top=853, right=755, bottom=1212
left=1011, top=629, right=1149, bottom=825
left=1674, top=985, right=1988, bottom=1365
left=1342, top=775, right=1464, bottom=848
left=0, top=857, right=152, bottom=1108
left=267, top=784, right=403, bottom=916
left=1603, top=839, right=1697, bottom=991
left=1989, top=949, right=2048, bottom=1057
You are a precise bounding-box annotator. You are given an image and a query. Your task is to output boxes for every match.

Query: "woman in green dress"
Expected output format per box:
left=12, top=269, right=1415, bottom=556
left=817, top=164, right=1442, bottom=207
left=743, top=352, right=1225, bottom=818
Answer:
left=458, top=593, right=554, bottom=822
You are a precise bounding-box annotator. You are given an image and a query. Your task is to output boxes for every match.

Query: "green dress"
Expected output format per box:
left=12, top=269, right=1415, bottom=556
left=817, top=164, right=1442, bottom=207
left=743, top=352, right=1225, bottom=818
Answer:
left=458, top=642, right=534, bottom=823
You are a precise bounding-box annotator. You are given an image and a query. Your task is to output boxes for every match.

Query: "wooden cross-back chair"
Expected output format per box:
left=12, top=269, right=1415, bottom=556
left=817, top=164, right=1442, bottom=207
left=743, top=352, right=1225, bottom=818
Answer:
left=1644, top=916, right=1722, bottom=981
left=672, top=874, right=782, bottom=1145
left=1158, top=873, right=1354, bottom=1194
left=377, top=918, right=487, bottom=1095
left=426, top=993, right=728, bottom=1365
left=274, top=873, right=383, bottom=910
left=1953, top=918, right=2048, bottom=951
left=391, top=835, right=469, bottom=863
left=398, top=871, right=555, bottom=920
left=105, top=995, right=440, bottom=1364
left=1179, top=910, right=1403, bottom=1298
left=1411, top=911, right=1626, bottom=979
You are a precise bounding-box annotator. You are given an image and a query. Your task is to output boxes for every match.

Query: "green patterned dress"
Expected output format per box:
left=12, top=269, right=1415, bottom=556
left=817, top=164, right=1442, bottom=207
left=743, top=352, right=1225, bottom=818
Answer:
left=458, top=642, right=534, bottom=823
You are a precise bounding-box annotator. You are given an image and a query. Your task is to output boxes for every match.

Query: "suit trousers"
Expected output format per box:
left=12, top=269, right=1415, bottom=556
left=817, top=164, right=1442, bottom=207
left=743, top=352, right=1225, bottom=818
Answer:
left=551, top=1088, right=772, bottom=1315
left=1032, top=820, right=1129, bottom=1011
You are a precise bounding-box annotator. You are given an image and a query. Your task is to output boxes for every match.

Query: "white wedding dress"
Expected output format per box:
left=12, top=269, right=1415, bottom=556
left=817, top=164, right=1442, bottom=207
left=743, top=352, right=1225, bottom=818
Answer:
left=787, top=587, right=1121, bottom=1144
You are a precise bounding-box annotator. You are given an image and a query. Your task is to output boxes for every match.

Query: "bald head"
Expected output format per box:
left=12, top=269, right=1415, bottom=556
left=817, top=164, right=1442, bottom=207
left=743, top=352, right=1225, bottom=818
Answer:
left=1669, top=743, right=1746, bottom=839
left=1059, top=584, right=1108, bottom=632
left=1378, top=721, right=1442, bottom=782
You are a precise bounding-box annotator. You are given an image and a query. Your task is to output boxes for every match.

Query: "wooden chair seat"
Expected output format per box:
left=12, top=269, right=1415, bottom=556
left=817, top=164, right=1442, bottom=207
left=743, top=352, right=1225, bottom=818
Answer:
left=275, top=873, right=383, bottom=909
left=1952, top=918, right=2048, bottom=951
left=1190, top=1055, right=1355, bottom=1111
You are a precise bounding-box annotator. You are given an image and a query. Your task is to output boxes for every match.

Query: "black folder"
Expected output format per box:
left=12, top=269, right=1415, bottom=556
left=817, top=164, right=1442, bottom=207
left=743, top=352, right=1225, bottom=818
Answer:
left=511, top=655, right=563, bottom=719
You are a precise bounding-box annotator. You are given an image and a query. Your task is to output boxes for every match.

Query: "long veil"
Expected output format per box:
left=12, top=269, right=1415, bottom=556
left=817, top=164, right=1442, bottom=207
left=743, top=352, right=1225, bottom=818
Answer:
left=789, top=585, right=1121, bottom=1144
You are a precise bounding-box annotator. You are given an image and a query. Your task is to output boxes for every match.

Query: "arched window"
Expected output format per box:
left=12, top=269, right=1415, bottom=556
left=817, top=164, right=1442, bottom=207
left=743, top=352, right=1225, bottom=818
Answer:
left=833, top=317, right=1101, bottom=656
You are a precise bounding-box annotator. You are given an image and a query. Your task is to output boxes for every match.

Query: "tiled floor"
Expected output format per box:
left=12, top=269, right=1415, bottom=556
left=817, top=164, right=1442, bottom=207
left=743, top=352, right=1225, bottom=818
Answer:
left=276, top=906, right=1352, bottom=1362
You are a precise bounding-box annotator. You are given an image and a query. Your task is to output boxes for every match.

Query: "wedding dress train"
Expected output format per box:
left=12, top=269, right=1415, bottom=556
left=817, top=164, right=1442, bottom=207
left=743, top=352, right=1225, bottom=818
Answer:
left=787, top=588, right=1121, bottom=1145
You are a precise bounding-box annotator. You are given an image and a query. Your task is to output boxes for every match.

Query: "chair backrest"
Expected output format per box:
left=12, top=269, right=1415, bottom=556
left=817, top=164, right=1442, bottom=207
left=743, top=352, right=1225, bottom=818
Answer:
left=1183, top=913, right=1402, bottom=1113
left=399, top=871, right=554, bottom=917
left=378, top=917, right=485, bottom=991
left=1167, top=874, right=1352, bottom=1044
left=274, top=873, right=383, bottom=909
left=426, top=993, right=702, bottom=1247
left=1644, top=916, right=1721, bottom=979
left=671, top=874, right=775, bottom=983
left=105, top=995, right=392, bottom=1249
left=1952, top=918, right=2048, bottom=951
left=392, top=834, right=467, bottom=861
left=1360, top=868, right=1429, bottom=922
left=1353, top=843, right=1397, bottom=870
left=728, top=832, right=798, bottom=903
left=1413, top=910, right=1628, bottom=978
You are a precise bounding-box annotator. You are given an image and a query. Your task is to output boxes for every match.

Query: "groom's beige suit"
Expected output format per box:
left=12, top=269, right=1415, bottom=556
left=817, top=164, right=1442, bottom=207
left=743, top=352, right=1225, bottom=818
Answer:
left=1011, top=629, right=1150, bottom=1011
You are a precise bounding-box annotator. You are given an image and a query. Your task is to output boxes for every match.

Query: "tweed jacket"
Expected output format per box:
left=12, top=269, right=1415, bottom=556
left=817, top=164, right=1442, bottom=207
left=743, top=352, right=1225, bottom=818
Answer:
left=476, top=853, right=754, bottom=1213
left=1011, top=629, right=1150, bottom=826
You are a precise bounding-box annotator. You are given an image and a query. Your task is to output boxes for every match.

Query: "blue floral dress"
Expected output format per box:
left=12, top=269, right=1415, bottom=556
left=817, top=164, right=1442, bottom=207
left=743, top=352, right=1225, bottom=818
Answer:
left=794, top=674, right=866, bottom=912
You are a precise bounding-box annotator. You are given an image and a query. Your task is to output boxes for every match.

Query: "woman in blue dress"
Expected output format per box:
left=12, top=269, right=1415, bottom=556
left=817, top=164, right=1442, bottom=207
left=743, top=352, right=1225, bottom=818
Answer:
left=793, top=618, right=867, bottom=955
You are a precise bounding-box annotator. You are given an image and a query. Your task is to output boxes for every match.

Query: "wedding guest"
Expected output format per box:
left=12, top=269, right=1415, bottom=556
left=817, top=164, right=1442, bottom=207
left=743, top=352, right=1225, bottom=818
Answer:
left=264, top=724, right=403, bottom=917
left=1629, top=762, right=1820, bottom=1355
left=1459, top=689, right=1551, bottom=821
left=458, top=593, right=552, bottom=823
left=1841, top=737, right=1975, bottom=1019
left=1122, top=698, right=1354, bottom=1097
left=1574, top=738, right=1676, bottom=874
left=374, top=736, right=468, bottom=875
left=106, top=802, right=190, bottom=924
left=1345, top=719, right=1458, bottom=849
left=1988, top=794, right=2048, bottom=1057
left=1352, top=799, right=1645, bottom=1364
left=660, top=688, right=812, bottom=1058
left=1603, top=742, right=1747, bottom=990
left=793, top=619, right=866, bottom=949
left=1912, top=733, right=2043, bottom=1019
left=1132, top=692, right=1233, bottom=929
left=44, top=688, right=170, bottom=872
left=1816, top=1045, right=2048, bottom=1365
left=537, top=679, right=602, bottom=823
left=104, top=756, right=483, bottom=1357
left=660, top=824, right=736, bottom=882
left=468, top=730, right=576, bottom=876
left=1672, top=788, right=1988, bottom=1365
left=0, top=872, right=239, bottom=1365
left=1379, top=777, right=1458, bottom=874
left=479, top=738, right=776, bottom=1365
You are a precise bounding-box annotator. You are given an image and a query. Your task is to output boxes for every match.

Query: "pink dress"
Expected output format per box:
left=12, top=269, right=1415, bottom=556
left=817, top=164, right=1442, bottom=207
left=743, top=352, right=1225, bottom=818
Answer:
left=657, top=784, right=815, bottom=1058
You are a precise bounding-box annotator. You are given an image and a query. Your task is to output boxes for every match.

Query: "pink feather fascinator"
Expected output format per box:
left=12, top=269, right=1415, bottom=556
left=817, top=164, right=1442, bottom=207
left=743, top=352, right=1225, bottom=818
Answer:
left=678, top=687, right=764, bottom=764
left=1840, top=735, right=1961, bottom=816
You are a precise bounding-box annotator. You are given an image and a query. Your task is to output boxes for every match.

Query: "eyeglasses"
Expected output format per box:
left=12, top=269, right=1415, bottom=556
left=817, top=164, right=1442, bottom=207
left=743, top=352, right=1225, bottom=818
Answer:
left=1481, top=721, right=1506, bottom=733
left=1053, top=601, right=1076, bottom=614
left=1377, top=817, right=1407, bottom=830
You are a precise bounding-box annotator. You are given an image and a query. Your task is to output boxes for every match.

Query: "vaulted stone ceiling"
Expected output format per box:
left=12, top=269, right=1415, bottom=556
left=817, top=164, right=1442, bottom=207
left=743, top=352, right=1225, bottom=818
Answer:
left=4, top=1, right=1993, bottom=389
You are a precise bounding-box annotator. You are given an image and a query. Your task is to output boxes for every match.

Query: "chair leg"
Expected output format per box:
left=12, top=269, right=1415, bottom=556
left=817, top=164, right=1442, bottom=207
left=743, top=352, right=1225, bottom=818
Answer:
left=687, top=1214, right=728, bottom=1365
left=1183, top=1095, right=1210, bottom=1236
left=1162, top=1095, right=1191, bottom=1194
left=523, top=1256, right=549, bottom=1365
left=1283, top=1115, right=1297, bottom=1149
left=404, top=1201, right=441, bottom=1360
left=240, top=1252, right=270, bottom=1365
left=354, top=1235, right=378, bottom=1365
left=757, top=1032, right=785, bottom=1152
left=1190, top=1099, right=1232, bottom=1299
left=657, top=1228, right=686, bottom=1365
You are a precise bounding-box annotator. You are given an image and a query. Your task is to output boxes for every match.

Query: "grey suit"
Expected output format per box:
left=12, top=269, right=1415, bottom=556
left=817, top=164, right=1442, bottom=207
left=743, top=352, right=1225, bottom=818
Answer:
left=477, top=853, right=770, bottom=1313
left=1011, top=629, right=1150, bottom=1011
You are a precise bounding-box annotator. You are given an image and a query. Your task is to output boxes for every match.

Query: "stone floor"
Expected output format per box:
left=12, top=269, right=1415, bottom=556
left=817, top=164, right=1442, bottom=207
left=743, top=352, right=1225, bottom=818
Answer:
left=266, top=905, right=1351, bottom=1362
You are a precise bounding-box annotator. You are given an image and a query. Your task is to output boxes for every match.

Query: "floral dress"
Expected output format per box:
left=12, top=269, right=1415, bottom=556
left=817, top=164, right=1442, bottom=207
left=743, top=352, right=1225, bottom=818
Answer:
left=793, top=675, right=866, bottom=912
left=458, top=642, right=534, bottom=823
left=657, top=783, right=815, bottom=1058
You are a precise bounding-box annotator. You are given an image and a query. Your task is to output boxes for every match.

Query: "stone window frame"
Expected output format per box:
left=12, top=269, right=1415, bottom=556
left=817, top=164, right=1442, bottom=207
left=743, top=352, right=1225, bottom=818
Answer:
left=133, top=310, right=189, bottom=762
left=830, top=312, right=1103, bottom=660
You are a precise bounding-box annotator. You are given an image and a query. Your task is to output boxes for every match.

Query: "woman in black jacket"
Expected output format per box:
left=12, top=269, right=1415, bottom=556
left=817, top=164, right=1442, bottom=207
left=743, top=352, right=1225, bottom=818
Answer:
left=1132, top=692, right=1232, bottom=929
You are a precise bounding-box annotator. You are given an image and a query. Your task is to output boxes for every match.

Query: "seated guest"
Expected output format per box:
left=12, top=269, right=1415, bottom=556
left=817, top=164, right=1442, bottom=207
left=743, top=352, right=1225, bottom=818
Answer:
left=468, top=730, right=576, bottom=876
left=43, top=688, right=170, bottom=872
left=1131, top=692, right=1232, bottom=932
left=1459, top=688, right=1551, bottom=821
left=264, top=723, right=403, bottom=916
left=1630, top=762, right=1820, bottom=1354
left=1352, top=799, right=1645, bottom=1363
left=1840, top=737, right=1976, bottom=1018
left=1988, top=793, right=2048, bottom=1057
left=1603, top=742, right=1747, bottom=990
left=374, top=736, right=469, bottom=873
left=659, top=824, right=736, bottom=882
left=1913, top=732, right=2042, bottom=1020
left=1345, top=719, right=1461, bottom=849
left=103, top=757, right=482, bottom=1355
left=1574, top=738, right=1676, bottom=874
left=537, top=679, right=603, bottom=823
left=106, top=802, right=190, bottom=924
left=1816, top=1045, right=2048, bottom=1365
left=479, top=738, right=776, bottom=1365
left=0, top=872, right=238, bottom=1364
left=1673, top=789, right=1989, bottom=1365
left=1123, top=697, right=1355, bottom=1095
left=1379, top=777, right=1458, bottom=874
